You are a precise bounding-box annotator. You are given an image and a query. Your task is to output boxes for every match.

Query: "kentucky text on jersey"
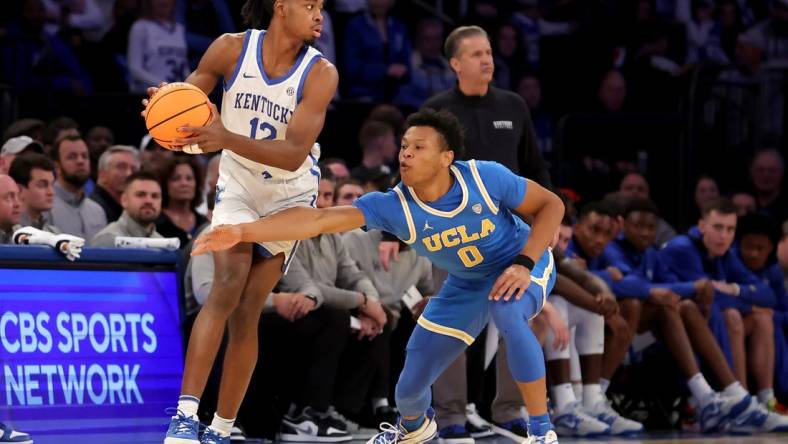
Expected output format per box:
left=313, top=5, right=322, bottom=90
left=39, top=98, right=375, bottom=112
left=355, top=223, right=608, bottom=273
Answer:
left=233, top=92, right=294, bottom=125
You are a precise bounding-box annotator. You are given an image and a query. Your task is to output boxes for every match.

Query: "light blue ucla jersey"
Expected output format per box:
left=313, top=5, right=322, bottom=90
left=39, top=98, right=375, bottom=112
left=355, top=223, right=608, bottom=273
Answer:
left=354, top=160, right=531, bottom=281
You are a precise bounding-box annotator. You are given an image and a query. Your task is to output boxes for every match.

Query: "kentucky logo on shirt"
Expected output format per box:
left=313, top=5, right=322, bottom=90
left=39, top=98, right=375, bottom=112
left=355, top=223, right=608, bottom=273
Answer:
left=233, top=92, right=294, bottom=125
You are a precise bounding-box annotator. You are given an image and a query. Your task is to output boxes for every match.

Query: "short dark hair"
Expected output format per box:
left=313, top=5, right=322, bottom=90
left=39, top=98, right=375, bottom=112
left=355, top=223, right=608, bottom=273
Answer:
left=737, top=213, right=781, bottom=246
left=601, top=191, right=629, bottom=217
left=623, top=198, right=660, bottom=218
left=444, top=25, right=488, bottom=59
left=321, top=157, right=347, bottom=167
left=8, top=154, right=55, bottom=187
left=51, top=133, right=85, bottom=162
left=44, top=116, right=79, bottom=147
left=578, top=201, right=616, bottom=220
left=358, top=119, right=393, bottom=150
left=701, top=197, right=737, bottom=218
left=158, top=156, right=204, bottom=209
left=334, top=178, right=364, bottom=202
left=124, top=170, right=161, bottom=189
left=368, top=104, right=405, bottom=137
left=241, top=0, right=274, bottom=29
left=405, top=108, right=465, bottom=160
left=620, top=171, right=648, bottom=187
left=318, top=164, right=335, bottom=182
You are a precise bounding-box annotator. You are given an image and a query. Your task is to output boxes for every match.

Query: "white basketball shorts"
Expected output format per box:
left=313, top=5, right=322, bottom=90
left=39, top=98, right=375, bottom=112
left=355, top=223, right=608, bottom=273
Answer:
left=211, top=152, right=320, bottom=272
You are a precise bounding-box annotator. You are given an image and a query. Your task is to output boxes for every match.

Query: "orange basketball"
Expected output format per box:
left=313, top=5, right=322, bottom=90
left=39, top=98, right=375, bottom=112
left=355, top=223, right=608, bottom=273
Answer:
left=144, top=82, right=211, bottom=150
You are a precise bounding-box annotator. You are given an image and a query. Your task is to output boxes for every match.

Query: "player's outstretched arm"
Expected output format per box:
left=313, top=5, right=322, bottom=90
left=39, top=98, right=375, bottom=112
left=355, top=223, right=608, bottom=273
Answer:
left=191, top=205, right=366, bottom=256
left=515, top=180, right=564, bottom=262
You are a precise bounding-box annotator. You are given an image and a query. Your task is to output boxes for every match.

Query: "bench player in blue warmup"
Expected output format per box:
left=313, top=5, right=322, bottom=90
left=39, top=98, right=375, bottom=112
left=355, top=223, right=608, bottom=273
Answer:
left=193, top=109, right=565, bottom=444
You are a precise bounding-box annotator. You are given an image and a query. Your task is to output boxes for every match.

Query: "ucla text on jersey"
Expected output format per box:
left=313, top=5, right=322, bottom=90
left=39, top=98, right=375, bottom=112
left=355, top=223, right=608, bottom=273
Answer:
left=355, top=160, right=536, bottom=280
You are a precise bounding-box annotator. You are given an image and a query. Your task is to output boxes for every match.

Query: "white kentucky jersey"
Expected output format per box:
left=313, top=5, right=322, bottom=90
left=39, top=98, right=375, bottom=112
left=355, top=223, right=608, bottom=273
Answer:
left=128, top=19, right=189, bottom=94
left=221, top=29, right=324, bottom=179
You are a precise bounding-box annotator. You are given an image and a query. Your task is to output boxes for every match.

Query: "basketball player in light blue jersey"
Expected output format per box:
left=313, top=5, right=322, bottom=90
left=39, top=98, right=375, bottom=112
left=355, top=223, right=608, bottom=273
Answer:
left=144, top=1, right=338, bottom=444
left=193, top=109, right=565, bottom=444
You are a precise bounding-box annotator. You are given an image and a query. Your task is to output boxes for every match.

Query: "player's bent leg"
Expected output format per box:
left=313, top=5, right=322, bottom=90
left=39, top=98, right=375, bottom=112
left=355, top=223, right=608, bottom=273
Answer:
left=490, top=290, right=558, bottom=444
left=573, top=303, right=640, bottom=435
left=544, top=298, right=610, bottom=438
left=368, top=325, right=467, bottom=444
left=204, top=254, right=285, bottom=442
left=723, top=309, right=747, bottom=387
left=744, top=310, right=775, bottom=398
left=602, top=298, right=638, bottom=386
left=166, top=243, right=254, bottom=444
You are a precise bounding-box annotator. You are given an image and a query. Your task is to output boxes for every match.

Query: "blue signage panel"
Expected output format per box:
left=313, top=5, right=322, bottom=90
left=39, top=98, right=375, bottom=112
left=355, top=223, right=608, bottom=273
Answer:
left=0, top=267, right=183, bottom=443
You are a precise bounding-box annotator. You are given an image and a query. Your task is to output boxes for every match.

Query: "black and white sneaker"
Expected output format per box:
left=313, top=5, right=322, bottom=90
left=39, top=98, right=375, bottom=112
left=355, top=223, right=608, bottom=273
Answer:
left=465, top=404, right=495, bottom=439
left=327, top=407, right=378, bottom=440
left=279, top=407, right=353, bottom=443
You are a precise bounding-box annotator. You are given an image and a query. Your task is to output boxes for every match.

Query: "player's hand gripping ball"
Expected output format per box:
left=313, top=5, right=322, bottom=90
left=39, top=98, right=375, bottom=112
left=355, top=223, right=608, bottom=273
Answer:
left=144, top=82, right=212, bottom=154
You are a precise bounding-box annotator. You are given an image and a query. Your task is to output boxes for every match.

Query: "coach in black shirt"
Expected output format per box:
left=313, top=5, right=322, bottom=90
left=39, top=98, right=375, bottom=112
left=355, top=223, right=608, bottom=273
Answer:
left=423, top=25, right=551, bottom=188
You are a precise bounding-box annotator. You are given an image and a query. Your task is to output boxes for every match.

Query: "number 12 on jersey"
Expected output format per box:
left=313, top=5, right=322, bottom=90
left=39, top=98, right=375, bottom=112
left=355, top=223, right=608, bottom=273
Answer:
left=248, top=118, right=277, bottom=140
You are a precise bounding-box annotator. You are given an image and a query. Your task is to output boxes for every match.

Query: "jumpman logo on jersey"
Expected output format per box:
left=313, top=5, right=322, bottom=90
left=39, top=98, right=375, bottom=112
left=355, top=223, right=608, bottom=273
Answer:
left=423, top=220, right=434, bottom=231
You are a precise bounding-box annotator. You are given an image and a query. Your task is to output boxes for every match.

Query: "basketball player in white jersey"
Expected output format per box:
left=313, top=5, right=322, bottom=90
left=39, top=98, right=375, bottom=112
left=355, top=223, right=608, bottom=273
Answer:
left=149, top=1, right=338, bottom=443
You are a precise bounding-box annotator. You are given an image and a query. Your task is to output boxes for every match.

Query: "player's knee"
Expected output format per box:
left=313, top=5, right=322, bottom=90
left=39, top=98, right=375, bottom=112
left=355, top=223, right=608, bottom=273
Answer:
left=607, top=315, right=633, bottom=344
left=227, top=305, right=260, bottom=339
left=490, top=299, right=533, bottom=333
left=544, top=341, right=570, bottom=361
left=724, top=309, right=744, bottom=337
left=678, top=299, right=700, bottom=318
left=657, top=301, right=680, bottom=320
left=620, top=298, right=643, bottom=316
left=577, top=315, right=604, bottom=355
left=751, top=310, right=774, bottom=334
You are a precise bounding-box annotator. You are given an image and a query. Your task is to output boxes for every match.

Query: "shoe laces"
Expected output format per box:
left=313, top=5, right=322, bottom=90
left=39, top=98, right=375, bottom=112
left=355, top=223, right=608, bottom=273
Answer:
left=371, top=422, right=405, bottom=444
left=202, top=427, right=226, bottom=444
left=166, top=409, right=198, bottom=435
left=523, top=430, right=557, bottom=444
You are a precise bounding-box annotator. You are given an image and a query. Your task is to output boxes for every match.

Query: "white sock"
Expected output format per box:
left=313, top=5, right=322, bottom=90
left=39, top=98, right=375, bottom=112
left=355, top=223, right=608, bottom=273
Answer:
left=582, top=384, right=604, bottom=410
left=210, top=413, right=235, bottom=437
left=550, top=383, right=576, bottom=412
left=687, top=373, right=715, bottom=407
left=599, top=378, right=610, bottom=394
left=177, top=395, right=199, bottom=418
left=572, top=383, right=583, bottom=402
left=758, top=388, right=775, bottom=405
left=723, top=382, right=749, bottom=400
left=372, top=397, right=389, bottom=412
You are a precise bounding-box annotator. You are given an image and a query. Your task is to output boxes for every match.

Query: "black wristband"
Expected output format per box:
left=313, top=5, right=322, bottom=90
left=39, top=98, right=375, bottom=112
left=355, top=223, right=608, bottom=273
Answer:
left=513, top=254, right=535, bottom=271
left=305, top=294, right=318, bottom=304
